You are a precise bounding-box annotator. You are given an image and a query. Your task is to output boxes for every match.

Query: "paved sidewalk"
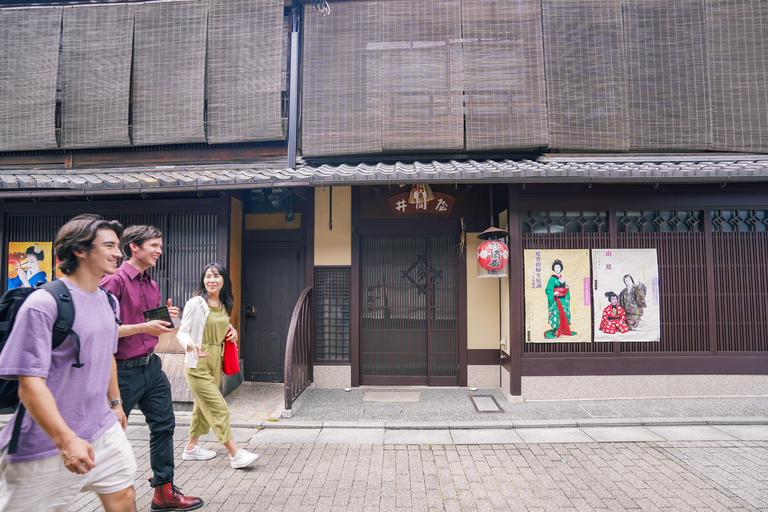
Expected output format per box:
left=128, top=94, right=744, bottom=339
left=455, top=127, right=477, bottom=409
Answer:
left=69, top=427, right=768, bottom=511
left=63, top=387, right=768, bottom=511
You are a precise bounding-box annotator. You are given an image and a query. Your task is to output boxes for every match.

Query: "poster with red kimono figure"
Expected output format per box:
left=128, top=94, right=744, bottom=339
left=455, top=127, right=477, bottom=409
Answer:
left=592, top=249, right=660, bottom=342
left=524, top=249, right=592, bottom=343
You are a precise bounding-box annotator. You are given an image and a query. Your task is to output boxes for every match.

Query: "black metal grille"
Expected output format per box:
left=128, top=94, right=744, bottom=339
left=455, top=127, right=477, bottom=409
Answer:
left=314, top=267, right=350, bottom=361
left=359, top=235, right=458, bottom=382
left=6, top=212, right=217, bottom=309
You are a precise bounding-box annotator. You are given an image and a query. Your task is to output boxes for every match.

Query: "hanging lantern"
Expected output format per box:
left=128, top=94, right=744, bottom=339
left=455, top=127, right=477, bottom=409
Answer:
left=477, top=226, right=509, bottom=278
left=478, top=239, right=508, bottom=269
left=409, top=183, right=435, bottom=204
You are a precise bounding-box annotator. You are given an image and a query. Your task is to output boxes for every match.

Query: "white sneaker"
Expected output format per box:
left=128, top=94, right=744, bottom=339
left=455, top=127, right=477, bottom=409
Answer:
left=229, top=449, right=259, bottom=469
left=182, top=445, right=217, bottom=461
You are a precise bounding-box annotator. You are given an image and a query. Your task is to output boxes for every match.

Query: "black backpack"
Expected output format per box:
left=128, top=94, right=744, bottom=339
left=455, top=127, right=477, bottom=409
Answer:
left=0, top=280, right=117, bottom=454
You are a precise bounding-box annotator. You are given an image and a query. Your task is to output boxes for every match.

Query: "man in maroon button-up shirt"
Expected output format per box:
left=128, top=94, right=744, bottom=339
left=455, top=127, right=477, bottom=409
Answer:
left=100, top=225, right=203, bottom=511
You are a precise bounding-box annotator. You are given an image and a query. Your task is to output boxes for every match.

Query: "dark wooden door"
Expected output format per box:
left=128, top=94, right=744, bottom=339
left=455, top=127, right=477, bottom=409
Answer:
left=242, top=241, right=303, bottom=382
left=359, top=235, right=459, bottom=385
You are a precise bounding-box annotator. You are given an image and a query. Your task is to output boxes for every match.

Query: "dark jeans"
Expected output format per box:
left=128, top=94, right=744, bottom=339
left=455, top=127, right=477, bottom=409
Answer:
left=118, top=353, right=175, bottom=487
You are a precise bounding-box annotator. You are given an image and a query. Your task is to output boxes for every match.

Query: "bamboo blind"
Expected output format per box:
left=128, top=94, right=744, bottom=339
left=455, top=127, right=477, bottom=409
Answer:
left=381, top=0, right=464, bottom=151
left=131, top=0, right=207, bottom=146
left=541, top=0, right=629, bottom=150
left=462, top=0, right=548, bottom=150
left=60, top=5, right=134, bottom=149
left=624, top=0, right=710, bottom=151
left=0, top=8, right=61, bottom=151
left=206, top=0, right=285, bottom=144
left=302, top=1, right=383, bottom=156
left=707, top=0, right=768, bottom=153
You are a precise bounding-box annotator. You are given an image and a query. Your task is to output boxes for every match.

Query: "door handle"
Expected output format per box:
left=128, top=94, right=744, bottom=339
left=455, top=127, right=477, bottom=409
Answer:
left=245, top=304, right=257, bottom=318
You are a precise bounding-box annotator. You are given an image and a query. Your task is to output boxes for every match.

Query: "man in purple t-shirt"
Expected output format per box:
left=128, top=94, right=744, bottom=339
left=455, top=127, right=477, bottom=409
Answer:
left=100, top=225, right=203, bottom=511
left=0, top=214, right=137, bottom=511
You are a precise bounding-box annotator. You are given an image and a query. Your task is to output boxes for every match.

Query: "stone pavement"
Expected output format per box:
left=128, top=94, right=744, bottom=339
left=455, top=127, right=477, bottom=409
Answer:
left=63, top=386, right=768, bottom=511
left=69, top=428, right=768, bottom=511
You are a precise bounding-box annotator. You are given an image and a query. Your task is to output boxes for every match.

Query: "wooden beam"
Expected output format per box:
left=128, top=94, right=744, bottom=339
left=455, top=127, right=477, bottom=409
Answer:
left=0, top=145, right=287, bottom=169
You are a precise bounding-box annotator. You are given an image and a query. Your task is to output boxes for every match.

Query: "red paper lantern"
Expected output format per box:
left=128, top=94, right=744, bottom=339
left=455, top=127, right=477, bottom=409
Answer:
left=477, top=240, right=509, bottom=271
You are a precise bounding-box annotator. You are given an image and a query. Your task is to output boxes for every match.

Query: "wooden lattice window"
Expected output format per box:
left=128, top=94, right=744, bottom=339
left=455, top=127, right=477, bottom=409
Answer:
left=711, top=210, right=768, bottom=232
left=314, top=267, right=350, bottom=361
left=618, top=210, right=702, bottom=233
left=524, top=211, right=608, bottom=234
left=711, top=210, right=768, bottom=351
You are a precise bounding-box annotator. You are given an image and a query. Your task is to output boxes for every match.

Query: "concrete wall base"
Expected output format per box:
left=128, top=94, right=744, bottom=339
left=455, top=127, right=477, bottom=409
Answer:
left=521, top=374, right=768, bottom=400
left=314, top=365, right=351, bottom=388
left=499, top=366, right=524, bottom=402
left=467, top=365, right=501, bottom=388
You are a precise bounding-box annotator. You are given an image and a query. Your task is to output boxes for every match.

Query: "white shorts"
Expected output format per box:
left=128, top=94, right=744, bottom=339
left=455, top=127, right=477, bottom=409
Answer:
left=0, top=421, right=137, bottom=512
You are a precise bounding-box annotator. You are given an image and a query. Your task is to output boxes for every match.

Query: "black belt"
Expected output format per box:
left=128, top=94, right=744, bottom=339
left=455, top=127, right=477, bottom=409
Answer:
left=116, top=354, right=153, bottom=368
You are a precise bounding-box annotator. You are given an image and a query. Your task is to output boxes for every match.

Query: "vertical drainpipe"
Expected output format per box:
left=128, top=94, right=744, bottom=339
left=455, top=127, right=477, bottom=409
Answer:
left=287, top=1, right=301, bottom=170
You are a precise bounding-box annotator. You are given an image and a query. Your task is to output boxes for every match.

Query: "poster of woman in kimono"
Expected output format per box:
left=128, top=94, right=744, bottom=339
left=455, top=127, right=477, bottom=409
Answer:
left=524, top=249, right=591, bottom=343
left=7, top=242, right=53, bottom=290
left=592, top=249, right=660, bottom=342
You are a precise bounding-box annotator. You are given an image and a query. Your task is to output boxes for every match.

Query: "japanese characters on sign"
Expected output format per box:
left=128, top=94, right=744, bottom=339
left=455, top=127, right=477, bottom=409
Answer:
left=386, top=191, right=455, bottom=216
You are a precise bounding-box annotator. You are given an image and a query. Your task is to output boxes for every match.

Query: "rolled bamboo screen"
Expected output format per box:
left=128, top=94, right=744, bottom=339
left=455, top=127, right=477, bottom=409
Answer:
left=0, top=0, right=766, bottom=156
left=462, top=0, right=548, bottom=150
left=380, top=0, right=464, bottom=151
left=707, top=0, right=768, bottom=153
left=131, top=0, right=208, bottom=146
left=60, top=4, right=134, bottom=149
left=302, top=1, right=383, bottom=156
left=541, top=0, right=629, bottom=151
left=624, top=0, right=710, bottom=151
left=206, top=0, right=286, bottom=144
left=0, top=8, right=61, bottom=151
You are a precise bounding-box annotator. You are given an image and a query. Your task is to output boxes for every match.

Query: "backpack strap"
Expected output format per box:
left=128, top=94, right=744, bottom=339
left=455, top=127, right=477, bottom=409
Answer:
left=8, top=403, right=25, bottom=455
left=40, top=280, right=81, bottom=368
left=99, top=286, right=121, bottom=326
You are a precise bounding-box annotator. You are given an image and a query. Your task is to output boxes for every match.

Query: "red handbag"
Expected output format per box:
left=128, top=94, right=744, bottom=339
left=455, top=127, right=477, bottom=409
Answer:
left=222, top=327, right=240, bottom=376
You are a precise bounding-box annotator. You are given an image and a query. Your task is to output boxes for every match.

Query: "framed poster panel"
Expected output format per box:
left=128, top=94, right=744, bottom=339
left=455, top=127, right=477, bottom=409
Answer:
left=592, top=248, right=660, bottom=342
left=7, top=242, right=53, bottom=290
left=524, top=249, right=592, bottom=343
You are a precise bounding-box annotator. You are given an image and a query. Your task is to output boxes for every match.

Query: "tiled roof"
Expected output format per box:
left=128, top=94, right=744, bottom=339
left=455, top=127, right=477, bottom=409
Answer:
left=299, top=156, right=768, bottom=184
left=0, top=155, right=766, bottom=196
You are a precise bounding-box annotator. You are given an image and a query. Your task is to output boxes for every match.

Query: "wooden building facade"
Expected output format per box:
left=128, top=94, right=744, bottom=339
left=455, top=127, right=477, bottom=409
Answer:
left=1, top=0, right=767, bottom=400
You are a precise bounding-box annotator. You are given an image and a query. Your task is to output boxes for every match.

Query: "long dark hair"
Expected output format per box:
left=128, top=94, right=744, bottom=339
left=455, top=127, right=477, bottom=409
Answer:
left=194, top=263, right=234, bottom=315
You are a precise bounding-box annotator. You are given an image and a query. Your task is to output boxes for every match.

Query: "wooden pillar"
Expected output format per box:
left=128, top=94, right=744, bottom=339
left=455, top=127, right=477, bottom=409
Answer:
left=217, top=192, right=231, bottom=267
left=507, top=185, right=523, bottom=396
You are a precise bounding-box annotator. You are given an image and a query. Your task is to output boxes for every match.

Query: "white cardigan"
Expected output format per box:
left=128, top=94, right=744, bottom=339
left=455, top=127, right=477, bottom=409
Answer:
left=176, top=296, right=210, bottom=369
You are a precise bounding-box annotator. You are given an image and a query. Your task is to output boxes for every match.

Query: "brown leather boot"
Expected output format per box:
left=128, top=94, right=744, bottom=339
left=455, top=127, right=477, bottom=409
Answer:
left=150, top=482, right=204, bottom=511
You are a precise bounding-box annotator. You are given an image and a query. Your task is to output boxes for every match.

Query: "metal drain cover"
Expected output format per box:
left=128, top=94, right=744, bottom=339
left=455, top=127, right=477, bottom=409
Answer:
left=469, top=395, right=504, bottom=413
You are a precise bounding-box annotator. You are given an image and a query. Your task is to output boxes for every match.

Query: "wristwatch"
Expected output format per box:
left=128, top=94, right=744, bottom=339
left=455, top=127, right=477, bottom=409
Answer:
left=109, top=398, right=123, bottom=408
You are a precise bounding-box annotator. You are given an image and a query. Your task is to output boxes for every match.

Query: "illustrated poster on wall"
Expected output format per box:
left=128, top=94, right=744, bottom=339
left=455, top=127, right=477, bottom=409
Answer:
left=8, top=242, right=53, bottom=290
left=524, top=249, right=592, bottom=343
left=592, top=249, right=660, bottom=342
